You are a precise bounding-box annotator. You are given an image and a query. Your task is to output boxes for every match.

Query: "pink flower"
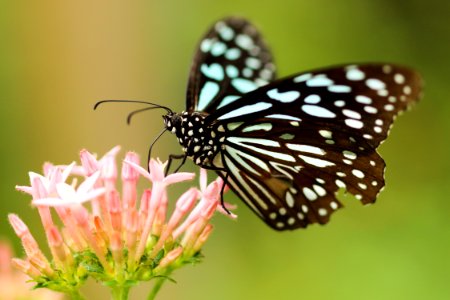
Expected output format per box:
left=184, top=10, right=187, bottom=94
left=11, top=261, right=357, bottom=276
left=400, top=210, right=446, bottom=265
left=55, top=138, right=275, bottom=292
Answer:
left=9, top=147, right=234, bottom=299
left=32, top=171, right=106, bottom=206
left=0, top=241, right=63, bottom=300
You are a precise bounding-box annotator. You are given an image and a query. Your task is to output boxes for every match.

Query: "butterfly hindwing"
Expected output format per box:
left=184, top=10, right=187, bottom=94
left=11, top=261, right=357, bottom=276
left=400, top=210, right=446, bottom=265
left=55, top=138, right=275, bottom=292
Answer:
left=212, top=64, right=421, bottom=230
left=186, top=17, right=276, bottom=114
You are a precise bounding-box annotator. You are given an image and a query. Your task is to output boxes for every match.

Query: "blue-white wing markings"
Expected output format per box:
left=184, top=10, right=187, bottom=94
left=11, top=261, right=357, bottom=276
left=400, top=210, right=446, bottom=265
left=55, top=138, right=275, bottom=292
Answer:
left=226, top=137, right=296, bottom=163
left=209, top=63, right=422, bottom=148
left=223, top=110, right=388, bottom=206
left=221, top=156, right=268, bottom=214
left=222, top=151, right=303, bottom=230
left=186, top=17, right=276, bottom=113
left=223, top=138, right=337, bottom=229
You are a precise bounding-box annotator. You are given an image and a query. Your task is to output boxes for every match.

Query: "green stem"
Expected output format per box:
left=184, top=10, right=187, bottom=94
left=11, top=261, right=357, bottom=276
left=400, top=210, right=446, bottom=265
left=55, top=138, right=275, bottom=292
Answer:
left=69, top=289, right=87, bottom=300
left=147, top=275, right=170, bottom=300
left=110, top=285, right=131, bottom=300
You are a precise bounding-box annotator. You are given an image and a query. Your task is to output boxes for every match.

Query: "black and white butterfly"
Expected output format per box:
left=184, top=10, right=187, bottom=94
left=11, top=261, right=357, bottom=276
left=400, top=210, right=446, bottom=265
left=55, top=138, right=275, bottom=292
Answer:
left=98, top=17, right=423, bottom=230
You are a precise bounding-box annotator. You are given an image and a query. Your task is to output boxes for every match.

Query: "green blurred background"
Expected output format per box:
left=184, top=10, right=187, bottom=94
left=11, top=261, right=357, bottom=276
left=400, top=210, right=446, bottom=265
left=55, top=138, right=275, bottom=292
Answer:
left=1, top=0, right=449, bottom=299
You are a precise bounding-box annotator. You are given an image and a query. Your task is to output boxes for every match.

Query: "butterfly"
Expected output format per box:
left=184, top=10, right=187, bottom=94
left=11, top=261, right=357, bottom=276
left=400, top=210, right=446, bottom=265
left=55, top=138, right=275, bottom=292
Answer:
left=97, top=17, right=423, bottom=231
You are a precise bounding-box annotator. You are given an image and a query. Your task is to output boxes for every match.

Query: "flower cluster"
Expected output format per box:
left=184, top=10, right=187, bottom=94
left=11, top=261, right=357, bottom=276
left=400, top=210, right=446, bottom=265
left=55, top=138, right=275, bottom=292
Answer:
left=9, top=147, right=235, bottom=299
left=0, top=241, right=63, bottom=300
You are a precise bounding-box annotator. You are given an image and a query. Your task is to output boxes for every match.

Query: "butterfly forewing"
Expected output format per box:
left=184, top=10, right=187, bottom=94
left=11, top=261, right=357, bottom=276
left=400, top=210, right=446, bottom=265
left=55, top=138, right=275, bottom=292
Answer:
left=186, top=17, right=276, bottom=113
left=211, top=64, right=421, bottom=230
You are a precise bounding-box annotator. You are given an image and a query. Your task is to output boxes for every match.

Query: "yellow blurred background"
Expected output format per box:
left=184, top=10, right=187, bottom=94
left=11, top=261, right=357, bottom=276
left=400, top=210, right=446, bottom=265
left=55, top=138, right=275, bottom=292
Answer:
left=1, top=1, right=449, bottom=299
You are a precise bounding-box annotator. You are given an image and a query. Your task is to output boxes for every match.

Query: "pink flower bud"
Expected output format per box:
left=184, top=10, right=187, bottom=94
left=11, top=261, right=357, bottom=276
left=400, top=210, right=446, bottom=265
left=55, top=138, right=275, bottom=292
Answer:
left=158, top=247, right=183, bottom=269
left=80, top=149, right=99, bottom=176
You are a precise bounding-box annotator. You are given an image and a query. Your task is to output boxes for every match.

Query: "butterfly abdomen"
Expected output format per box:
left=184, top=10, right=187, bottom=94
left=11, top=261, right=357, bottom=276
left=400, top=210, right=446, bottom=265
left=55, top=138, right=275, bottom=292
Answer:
left=164, top=111, right=226, bottom=168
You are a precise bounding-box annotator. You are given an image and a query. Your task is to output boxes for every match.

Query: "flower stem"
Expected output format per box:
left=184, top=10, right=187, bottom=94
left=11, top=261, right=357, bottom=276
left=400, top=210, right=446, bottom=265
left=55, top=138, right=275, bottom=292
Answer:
left=69, top=290, right=87, bottom=300
left=147, top=275, right=170, bottom=300
left=110, top=285, right=131, bottom=300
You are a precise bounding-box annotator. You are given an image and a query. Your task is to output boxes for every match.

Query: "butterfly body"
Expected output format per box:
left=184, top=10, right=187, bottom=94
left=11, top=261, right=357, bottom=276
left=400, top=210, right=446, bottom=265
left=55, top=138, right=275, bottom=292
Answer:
left=164, top=112, right=226, bottom=168
left=163, top=17, right=422, bottom=230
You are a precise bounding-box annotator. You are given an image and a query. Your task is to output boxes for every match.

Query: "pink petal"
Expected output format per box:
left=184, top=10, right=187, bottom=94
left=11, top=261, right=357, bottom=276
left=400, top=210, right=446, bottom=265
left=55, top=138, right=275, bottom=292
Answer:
left=122, top=152, right=140, bottom=181
left=199, top=168, right=207, bottom=191
left=77, top=188, right=106, bottom=204
left=123, top=160, right=151, bottom=180
left=16, top=185, right=33, bottom=195
left=100, top=145, right=121, bottom=161
left=31, top=176, right=49, bottom=199
left=32, top=197, right=67, bottom=206
left=203, top=180, right=220, bottom=201
left=28, top=172, right=48, bottom=188
left=80, top=149, right=99, bottom=176
left=56, top=183, right=76, bottom=202
left=43, top=162, right=54, bottom=176
left=164, top=172, right=195, bottom=185
left=148, top=159, right=165, bottom=182
left=61, top=162, right=76, bottom=183
left=78, top=171, right=100, bottom=195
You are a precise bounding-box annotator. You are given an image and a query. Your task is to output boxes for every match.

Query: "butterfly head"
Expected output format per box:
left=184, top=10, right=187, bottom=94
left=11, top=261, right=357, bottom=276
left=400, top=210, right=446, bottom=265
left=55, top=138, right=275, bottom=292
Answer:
left=162, top=112, right=182, bottom=134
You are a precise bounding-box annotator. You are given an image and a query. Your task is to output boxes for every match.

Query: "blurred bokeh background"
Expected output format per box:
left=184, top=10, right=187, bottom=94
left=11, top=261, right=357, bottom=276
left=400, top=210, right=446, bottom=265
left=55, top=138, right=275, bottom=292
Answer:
left=1, top=0, right=449, bottom=299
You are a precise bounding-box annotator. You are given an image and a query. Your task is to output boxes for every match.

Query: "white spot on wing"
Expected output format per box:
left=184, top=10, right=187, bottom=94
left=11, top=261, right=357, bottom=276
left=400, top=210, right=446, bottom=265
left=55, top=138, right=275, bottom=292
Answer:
left=342, top=109, right=361, bottom=119
left=201, top=63, right=224, bottom=81
left=356, top=95, right=372, bottom=104
left=334, top=100, right=345, bottom=107
left=306, top=75, right=334, bottom=87
left=352, top=169, right=365, bottom=178
left=293, top=73, right=312, bottom=83
left=266, top=114, right=301, bottom=121
left=346, top=68, right=365, bottom=81
left=364, top=106, right=378, bottom=114
left=198, top=81, right=220, bottom=111
left=303, top=187, right=317, bottom=201
left=267, top=88, right=301, bottom=103
left=287, top=144, right=325, bottom=155
left=236, top=34, right=254, bottom=50
left=328, top=85, right=352, bottom=93
left=242, top=123, right=273, bottom=132
left=225, top=48, right=241, bottom=60
left=200, top=39, right=213, bottom=52
left=345, top=119, right=364, bottom=129
left=299, top=155, right=335, bottom=168
left=394, top=73, right=405, bottom=84
left=231, top=78, right=258, bottom=93
left=302, top=105, right=336, bottom=118
left=246, top=57, right=262, bottom=69
left=366, top=78, right=386, bottom=90
left=304, top=94, right=321, bottom=104
left=218, top=102, right=272, bottom=120
left=313, top=184, right=327, bottom=197
left=226, top=65, right=239, bottom=78
left=285, top=191, right=295, bottom=208
left=319, top=130, right=332, bottom=139
left=211, top=41, right=227, bottom=56
left=218, top=95, right=240, bottom=108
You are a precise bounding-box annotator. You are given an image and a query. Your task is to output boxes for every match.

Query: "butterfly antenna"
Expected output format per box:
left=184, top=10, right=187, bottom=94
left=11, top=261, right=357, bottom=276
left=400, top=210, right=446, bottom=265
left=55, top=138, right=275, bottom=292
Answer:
left=147, top=128, right=168, bottom=171
left=126, top=106, right=161, bottom=125
left=94, top=99, right=173, bottom=114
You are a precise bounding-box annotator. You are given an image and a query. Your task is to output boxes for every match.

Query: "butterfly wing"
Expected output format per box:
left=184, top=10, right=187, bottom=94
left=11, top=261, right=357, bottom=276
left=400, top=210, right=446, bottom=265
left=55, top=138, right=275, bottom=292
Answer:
left=186, top=17, right=276, bottom=113
left=210, top=64, right=422, bottom=230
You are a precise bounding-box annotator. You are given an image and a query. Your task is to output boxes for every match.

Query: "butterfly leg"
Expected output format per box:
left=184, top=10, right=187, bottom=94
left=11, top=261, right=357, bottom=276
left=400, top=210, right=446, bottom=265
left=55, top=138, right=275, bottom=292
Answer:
left=220, top=173, right=231, bottom=215
left=165, top=154, right=187, bottom=176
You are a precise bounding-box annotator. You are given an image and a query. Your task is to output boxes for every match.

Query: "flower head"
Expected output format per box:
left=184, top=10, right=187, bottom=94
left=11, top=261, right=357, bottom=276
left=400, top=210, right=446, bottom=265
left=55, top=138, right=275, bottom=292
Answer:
left=9, top=147, right=234, bottom=299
